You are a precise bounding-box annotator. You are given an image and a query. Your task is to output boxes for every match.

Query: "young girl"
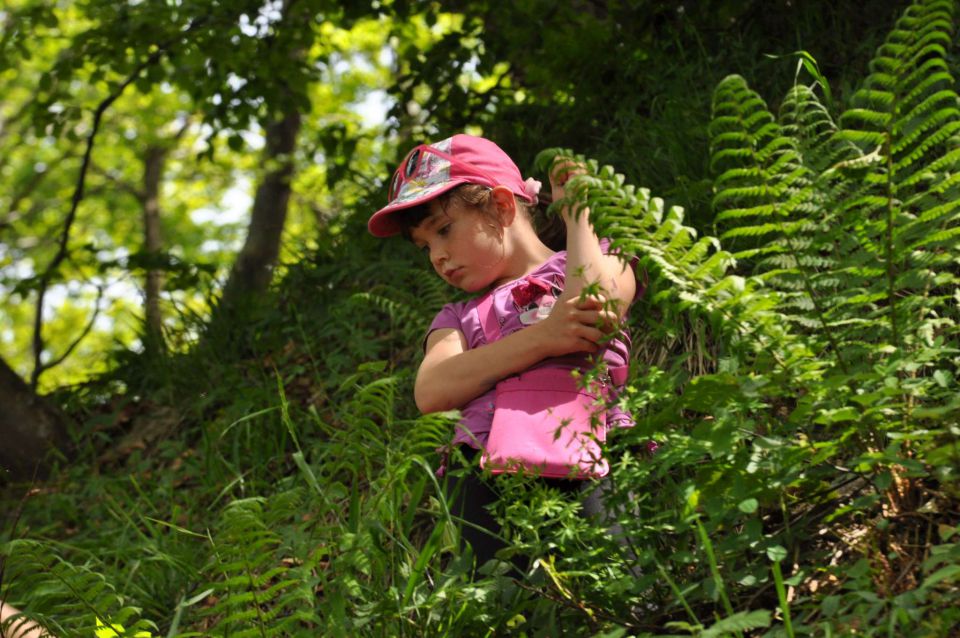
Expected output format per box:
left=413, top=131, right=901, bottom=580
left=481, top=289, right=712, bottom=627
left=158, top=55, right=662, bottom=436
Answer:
left=368, top=134, right=638, bottom=566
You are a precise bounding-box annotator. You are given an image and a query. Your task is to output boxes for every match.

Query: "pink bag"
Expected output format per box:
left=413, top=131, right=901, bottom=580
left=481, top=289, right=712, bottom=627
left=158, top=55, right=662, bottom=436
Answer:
left=480, top=367, right=610, bottom=478
left=473, top=291, right=617, bottom=479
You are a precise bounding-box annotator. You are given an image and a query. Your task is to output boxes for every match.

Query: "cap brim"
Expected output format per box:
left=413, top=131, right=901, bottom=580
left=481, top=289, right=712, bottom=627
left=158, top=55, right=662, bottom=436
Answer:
left=367, top=178, right=468, bottom=237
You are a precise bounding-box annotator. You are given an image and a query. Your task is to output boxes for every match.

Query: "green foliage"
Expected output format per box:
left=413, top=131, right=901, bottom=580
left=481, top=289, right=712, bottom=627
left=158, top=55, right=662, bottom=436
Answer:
left=4, top=1, right=960, bottom=637
left=201, top=496, right=319, bottom=636
left=0, top=0, right=400, bottom=389
left=390, top=0, right=901, bottom=230
left=1, top=539, right=158, bottom=637
left=710, top=0, right=960, bottom=357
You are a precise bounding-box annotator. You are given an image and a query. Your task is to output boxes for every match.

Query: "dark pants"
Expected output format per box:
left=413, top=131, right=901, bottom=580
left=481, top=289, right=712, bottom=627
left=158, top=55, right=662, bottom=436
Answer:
left=443, top=447, right=623, bottom=570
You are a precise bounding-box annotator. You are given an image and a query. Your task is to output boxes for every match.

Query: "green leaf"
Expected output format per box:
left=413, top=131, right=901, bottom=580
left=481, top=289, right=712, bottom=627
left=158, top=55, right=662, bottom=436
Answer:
left=814, top=407, right=859, bottom=424
left=767, top=545, right=787, bottom=563
left=919, top=565, right=960, bottom=592
left=682, top=373, right=740, bottom=412
left=738, top=498, right=759, bottom=514
left=701, top=610, right=772, bottom=637
left=933, top=369, right=952, bottom=387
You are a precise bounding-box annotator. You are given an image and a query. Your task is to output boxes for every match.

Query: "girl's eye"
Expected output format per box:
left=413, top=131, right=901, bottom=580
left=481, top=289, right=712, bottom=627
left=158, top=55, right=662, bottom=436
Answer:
left=437, top=224, right=451, bottom=236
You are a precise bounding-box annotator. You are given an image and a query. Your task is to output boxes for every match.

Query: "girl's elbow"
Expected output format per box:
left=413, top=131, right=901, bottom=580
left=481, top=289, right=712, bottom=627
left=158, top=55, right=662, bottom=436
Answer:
left=415, top=396, right=450, bottom=414
left=414, top=393, right=436, bottom=414
left=414, top=381, right=447, bottom=414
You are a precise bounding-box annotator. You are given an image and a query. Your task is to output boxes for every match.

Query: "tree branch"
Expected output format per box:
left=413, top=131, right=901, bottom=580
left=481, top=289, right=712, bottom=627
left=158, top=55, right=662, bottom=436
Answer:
left=33, top=284, right=105, bottom=378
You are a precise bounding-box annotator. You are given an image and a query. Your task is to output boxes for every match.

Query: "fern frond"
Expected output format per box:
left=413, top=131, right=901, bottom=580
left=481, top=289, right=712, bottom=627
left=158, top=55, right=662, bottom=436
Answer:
left=535, top=147, right=793, bottom=381
left=827, top=0, right=960, bottom=350
left=199, top=497, right=318, bottom=637
left=1, top=540, right=156, bottom=638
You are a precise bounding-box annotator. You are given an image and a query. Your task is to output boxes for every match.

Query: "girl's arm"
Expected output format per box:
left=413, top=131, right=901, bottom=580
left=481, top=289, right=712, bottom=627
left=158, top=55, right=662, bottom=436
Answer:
left=415, top=293, right=614, bottom=413
left=552, top=158, right=636, bottom=315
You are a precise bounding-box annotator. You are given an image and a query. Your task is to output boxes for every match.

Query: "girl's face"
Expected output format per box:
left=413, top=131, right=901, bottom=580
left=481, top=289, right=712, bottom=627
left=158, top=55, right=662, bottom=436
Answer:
left=410, top=199, right=507, bottom=292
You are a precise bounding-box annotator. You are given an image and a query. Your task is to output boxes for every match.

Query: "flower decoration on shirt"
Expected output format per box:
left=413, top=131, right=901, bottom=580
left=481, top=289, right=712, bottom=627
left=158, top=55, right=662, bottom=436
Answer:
left=511, top=276, right=552, bottom=309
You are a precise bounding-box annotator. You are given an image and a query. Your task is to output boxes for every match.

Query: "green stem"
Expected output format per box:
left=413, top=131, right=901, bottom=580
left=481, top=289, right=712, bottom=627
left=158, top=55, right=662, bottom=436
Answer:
left=655, top=560, right=700, bottom=627
left=884, top=131, right=899, bottom=348
left=771, top=560, right=795, bottom=638
left=695, top=518, right=734, bottom=617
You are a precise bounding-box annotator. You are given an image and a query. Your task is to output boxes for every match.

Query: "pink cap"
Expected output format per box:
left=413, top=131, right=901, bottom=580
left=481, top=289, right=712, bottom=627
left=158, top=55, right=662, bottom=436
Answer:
left=368, top=134, right=541, bottom=237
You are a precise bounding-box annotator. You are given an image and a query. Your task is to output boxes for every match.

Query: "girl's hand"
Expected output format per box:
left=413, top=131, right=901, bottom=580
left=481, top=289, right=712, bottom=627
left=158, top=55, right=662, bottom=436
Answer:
left=532, top=292, right=620, bottom=357
left=549, top=157, right=588, bottom=222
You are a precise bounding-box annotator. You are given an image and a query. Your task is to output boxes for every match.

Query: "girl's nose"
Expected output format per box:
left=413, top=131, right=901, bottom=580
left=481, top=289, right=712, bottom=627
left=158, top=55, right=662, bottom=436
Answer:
left=430, top=246, right=447, bottom=268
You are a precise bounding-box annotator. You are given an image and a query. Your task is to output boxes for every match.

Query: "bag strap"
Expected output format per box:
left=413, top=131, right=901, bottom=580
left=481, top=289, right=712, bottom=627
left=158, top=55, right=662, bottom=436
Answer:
left=609, top=364, right=628, bottom=385
left=475, top=291, right=501, bottom=344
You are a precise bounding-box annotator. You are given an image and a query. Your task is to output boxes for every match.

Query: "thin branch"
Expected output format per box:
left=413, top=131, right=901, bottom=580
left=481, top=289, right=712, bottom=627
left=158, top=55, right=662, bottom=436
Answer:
left=171, top=115, right=192, bottom=142
left=34, top=284, right=105, bottom=377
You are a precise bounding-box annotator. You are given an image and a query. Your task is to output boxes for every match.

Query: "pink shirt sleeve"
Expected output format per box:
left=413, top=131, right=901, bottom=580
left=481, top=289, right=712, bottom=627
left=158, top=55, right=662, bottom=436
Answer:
left=422, top=302, right=465, bottom=351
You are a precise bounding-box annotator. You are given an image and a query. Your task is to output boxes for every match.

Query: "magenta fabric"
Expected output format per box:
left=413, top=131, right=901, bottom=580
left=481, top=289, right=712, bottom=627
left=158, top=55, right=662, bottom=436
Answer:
left=481, top=367, right=610, bottom=479
left=425, top=242, right=637, bottom=449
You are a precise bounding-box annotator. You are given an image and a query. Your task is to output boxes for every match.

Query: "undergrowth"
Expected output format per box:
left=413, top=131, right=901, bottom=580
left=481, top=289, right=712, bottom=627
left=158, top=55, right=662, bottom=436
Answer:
left=3, top=0, right=960, bottom=636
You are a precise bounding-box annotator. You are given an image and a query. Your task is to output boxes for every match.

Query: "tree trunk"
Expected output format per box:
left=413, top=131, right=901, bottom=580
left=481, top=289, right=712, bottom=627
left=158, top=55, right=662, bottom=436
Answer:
left=142, top=145, right=166, bottom=354
left=219, top=107, right=302, bottom=306
left=0, top=356, right=72, bottom=482
left=205, top=0, right=304, bottom=343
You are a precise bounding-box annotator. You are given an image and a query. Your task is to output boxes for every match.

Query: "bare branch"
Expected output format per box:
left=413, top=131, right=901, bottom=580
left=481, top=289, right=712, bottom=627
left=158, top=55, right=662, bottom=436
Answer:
left=33, top=284, right=105, bottom=376
left=172, top=115, right=193, bottom=142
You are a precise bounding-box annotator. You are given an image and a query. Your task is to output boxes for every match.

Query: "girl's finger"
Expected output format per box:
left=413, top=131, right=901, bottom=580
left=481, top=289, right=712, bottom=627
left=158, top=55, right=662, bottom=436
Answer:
left=597, top=308, right=619, bottom=328
left=574, top=294, right=606, bottom=310
left=575, top=309, right=602, bottom=325
left=576, top=338, right=600, bottom=353
left=577, top=325, right=605, bottom=344
left=575, top=306, right=597, bottom=317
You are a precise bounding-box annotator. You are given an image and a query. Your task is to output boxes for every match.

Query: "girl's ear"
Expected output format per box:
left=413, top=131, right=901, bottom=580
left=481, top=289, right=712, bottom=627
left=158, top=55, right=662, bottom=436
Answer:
left=490, top=186, right=517, bottom=227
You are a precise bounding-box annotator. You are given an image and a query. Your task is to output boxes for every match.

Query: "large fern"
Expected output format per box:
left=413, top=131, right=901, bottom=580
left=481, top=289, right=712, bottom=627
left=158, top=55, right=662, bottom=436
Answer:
left=710, top=0, right=960, bottom=360
left=709, top=77, right=850, bottom=345
left=830, top=0, right=960, bottom=357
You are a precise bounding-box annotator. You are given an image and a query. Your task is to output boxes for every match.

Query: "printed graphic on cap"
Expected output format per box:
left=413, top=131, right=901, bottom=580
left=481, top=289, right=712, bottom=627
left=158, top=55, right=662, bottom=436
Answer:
left=392, top=137, right=454, bottom=205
